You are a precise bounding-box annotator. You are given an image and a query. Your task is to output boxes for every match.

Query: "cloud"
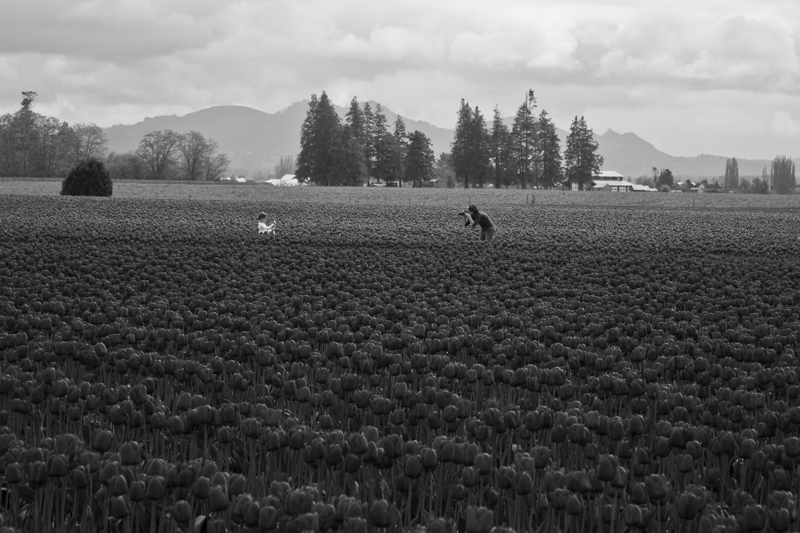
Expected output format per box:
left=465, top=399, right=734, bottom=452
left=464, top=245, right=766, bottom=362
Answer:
left=0, top=0, right=798, bottom=159
left=771, top=111, right=799, bottom=137
left=595, top=12, right=800, bottom=91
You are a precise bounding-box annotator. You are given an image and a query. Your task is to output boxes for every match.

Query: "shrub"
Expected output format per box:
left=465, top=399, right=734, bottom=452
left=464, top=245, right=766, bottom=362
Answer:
left=61, top=158, right=113, bottom=197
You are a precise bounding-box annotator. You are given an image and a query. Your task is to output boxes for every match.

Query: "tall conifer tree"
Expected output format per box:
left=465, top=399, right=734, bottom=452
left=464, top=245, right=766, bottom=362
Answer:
left=537, top=110, right=563, bottom=189
left=564, top=116, right=603, bottom=190
left=451, top=99, right=474, bottom=188
left=490, top=106, right=511, bottom=189
left=510, top=90, right=538, bottom=189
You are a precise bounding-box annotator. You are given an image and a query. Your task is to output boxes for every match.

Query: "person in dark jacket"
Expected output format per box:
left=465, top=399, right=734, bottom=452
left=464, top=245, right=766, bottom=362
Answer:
left=467, top=205, right=495, bottom=242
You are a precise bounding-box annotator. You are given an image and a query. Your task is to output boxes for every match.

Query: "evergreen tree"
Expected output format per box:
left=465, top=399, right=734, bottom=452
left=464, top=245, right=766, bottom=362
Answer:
left=490, top=106, right=511, bottom=188
left=564, top=116, right=603, bottom=190
left=451, top=99, right=474, bottom=188
left=295, top=92, right=341, bottom=185
left=393, top=115, right=407, bottom=147
left=469, top=106, right=491, bottom=188
left=436, top=152, right=455, bottom=188
left=370, top=104, right=391, bottom=183
left=510, top=90, right=538, bottom=189
left=537, top=110, right=563, bottom=189
left=770, top=155, right=796, bottom=194
left=295, top=94, right=318, bottom=184
left=345, top=97, right=366, bottom=145
left=373, top=104, right=388, bottom=138
left=374, top=131, right=404, bottom=185
left=404, top=130, right=435, bottom=187
left=362, top=102, right=375, bottom=184
left=332, top=124, right=368, bottom=186
left=393, top=115, right=408, bottom=186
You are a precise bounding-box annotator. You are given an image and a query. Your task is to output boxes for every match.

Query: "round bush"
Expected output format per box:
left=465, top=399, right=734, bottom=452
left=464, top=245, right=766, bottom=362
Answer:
left=61, top=158, right=113, bottom=197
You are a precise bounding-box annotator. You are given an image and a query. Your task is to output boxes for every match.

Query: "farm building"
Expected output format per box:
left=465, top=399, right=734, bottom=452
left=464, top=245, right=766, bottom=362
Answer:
left=686, top=183, right=721, bottom=193
left=591, top=170, right=657, bottom=192
left=592, top=180, right=634, bottom=192
left=591, top=179, right=657, bottom=192
left=593, top=170, right=626, bottom=180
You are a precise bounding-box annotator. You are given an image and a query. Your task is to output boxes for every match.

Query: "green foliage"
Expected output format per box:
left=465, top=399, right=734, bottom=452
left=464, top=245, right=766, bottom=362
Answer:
left=723, top=157, right=739, bottom=191
left=295, top=92, right=341, bottom=186
left=564, top=116, right=604, bottom=190
left=656, top=168, right=674, bottom=189
left=451, top=100, right=491, bottom=188
left=374, top=132, right=404, bottom=185
left=106, top=152, right=145, bottom=180
left=404, top=130, right=435, bottom=187
left=537, top=110, right=563, bottom=189
left=450, top=99, right=474, bottom=188
left=177, top=131, right=230, bottom=181
left=135, top=129, right=181, bottom=180
left=490, top=106, right=511, bottom=189
left=509, top=90, right=538, bottom=189
left=60, top=158, right=113, bottom=197
left=0, top=91, right=108, bottom=178
left=770, top=155, right=796, bottom=194
left=332, top=125, right=368, bottom=186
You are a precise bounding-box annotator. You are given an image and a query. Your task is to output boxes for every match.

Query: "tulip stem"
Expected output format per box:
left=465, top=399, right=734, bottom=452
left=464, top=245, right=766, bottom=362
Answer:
left=60, top=479, right=67, bottom=531
left=610, top=491, right=618, bottom=533
left=418, top=472, right=426, bottom=523
left=406, top=481, right=412, bottom=528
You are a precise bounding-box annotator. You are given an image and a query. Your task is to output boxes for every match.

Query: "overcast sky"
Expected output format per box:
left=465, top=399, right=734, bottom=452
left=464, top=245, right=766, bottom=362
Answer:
left=1, top=0, right=798, bottom=159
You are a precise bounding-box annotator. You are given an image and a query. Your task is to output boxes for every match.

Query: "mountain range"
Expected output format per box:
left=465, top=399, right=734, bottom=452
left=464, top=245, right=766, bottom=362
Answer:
left=103, top=102, right=779, bottom=180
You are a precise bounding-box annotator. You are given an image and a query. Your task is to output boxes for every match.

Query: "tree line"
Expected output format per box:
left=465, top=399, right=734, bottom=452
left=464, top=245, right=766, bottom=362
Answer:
left=107, top=130, right=229, bottom=181
left=1, top=92, right=230, bottom=181
left=296, top=93, right=435, bottom=187
left=452, top=90, right=603, bottom=189
left=0, top=92, right=107, bottom=177
left=722, top=156, right=796, bottom=194
left=297, top=89, right=604, bottom=189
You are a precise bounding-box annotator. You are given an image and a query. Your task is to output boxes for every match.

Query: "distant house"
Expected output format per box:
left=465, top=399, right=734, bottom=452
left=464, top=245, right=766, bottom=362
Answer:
left=592, top=179, right=657, bottom=192
left=592, top=180, right=634, bottom=192
left=593, top=170, right=626, bottom=181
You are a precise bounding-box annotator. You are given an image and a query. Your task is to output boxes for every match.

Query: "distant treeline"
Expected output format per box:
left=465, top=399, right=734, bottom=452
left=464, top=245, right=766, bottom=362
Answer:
left=296, top=89, right=605, bottom=189
left=0, top=92, right=107, bottom=178
left=1, top=92, right=230, bottom=182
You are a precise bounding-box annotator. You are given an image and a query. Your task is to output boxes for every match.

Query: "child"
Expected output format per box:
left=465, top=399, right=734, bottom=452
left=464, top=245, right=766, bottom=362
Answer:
left=257, top=212, right=276, bottom=238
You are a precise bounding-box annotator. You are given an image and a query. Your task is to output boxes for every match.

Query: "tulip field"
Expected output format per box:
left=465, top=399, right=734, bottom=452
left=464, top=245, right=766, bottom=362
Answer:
left=1, top=186, right=800, bottom=533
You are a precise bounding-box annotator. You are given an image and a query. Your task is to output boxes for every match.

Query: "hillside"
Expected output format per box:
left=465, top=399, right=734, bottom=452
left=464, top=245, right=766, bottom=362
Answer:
left=593, top=130, right=773, bottom=179
left=104, top=101, right=453, bottom=174
left=104, top=103, right=785, bottom=179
